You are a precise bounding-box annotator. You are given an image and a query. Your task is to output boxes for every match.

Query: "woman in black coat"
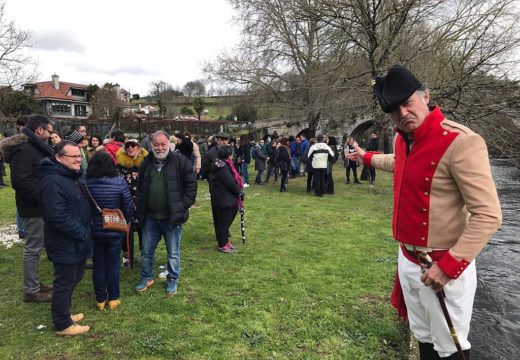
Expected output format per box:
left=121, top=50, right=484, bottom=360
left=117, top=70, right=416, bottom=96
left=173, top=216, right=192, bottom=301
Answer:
left=85, top=152, right=134, bottom=311
left=278, top=137, right=291, bottom=192
left=210, top=145, right=244, bottom=253
left=264, top=139, right=279, bottom=184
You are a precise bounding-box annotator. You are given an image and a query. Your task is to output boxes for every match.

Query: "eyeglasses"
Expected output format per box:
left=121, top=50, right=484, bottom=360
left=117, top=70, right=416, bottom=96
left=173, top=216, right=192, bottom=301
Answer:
left=60, top=154, right=82, bottom=159
left=125, top=143, right=138, bottom=148
left=42, top=127, right=53, bottom=134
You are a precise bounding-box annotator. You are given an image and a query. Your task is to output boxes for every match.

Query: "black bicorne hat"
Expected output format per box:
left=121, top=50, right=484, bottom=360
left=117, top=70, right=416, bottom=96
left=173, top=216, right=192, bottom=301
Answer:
left=372, top=64, right=422, bottom=113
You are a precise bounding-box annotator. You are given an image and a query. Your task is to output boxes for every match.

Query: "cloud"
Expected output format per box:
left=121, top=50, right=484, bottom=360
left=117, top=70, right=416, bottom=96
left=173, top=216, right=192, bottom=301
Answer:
left=34, top=31, right=87, bottom=53
left=70, top=63, right=157, bottom=76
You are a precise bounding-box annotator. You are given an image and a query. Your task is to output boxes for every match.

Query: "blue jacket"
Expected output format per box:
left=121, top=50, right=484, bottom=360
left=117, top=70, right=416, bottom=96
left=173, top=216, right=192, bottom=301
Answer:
left=39, top=158, right=92, bottom=264
left=85, top=176, right=134, bottom=237
left=290, top=141, right=299, bottom=158
left=300, top=139, right=310, bottom=158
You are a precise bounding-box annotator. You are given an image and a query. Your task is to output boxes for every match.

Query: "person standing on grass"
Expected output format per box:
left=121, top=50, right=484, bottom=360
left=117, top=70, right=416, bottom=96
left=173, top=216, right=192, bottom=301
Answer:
left=302, top=138, right=316, bottom=193
left=307, top=134, right=334, bottom=197
left=236, top=134, right=251, bottom=187
left=85, top=151, right=134, bottom=311
left=366, top=132, right=379, bottom=185
left=210, top=145, right=244, bottom=253
left=277, top=138, right=291, bottom=193
left=347, top=64, right=501, bottom=359
left=342, top=137, right=361, bottom=185
left=253, top=139, right=267, bottom=185
left=39, top=140, right=92, bottom=336
left=134, top=131, right=197, bottom=295
left=299, top=134, right=310, bottom=176
left=0, top=114, right=55, bottom=303
left=264, top=139, right=279, bottom=184
left=116, top=138, right=148, bottom=265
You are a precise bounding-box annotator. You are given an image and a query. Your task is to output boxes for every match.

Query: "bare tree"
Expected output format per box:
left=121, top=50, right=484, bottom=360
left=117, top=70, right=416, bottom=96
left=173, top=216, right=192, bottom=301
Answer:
left=90, top=83, right=122, bottom=122
left=183, top=80, right=206, bottom=97
left=149, top=80, right=174, bottom=117
left=206, top=0, right=520, bottom=161
left=0, top=2, right=37, bottom=89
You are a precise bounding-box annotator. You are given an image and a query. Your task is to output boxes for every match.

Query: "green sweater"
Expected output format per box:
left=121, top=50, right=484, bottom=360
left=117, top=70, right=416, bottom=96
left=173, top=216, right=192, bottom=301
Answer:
left=147, top=164, right=169, bottom=219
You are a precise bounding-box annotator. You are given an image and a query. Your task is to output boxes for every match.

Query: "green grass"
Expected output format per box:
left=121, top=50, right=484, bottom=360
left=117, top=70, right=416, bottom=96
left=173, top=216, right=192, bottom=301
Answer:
left=0, top=165, right=409, bottom=359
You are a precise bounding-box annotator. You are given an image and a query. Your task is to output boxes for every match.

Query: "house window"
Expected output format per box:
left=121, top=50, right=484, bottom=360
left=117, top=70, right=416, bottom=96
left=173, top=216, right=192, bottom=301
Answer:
left=74, top=105, right=87, bottom=117
left=51, top=102, right=71, bottom=115
left=71, top=88, right=86, bottom=96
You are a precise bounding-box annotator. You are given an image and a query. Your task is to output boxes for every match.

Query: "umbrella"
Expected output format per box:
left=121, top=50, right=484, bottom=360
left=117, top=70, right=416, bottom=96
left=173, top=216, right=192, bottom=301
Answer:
left=240, top=206, right=246, bottom=244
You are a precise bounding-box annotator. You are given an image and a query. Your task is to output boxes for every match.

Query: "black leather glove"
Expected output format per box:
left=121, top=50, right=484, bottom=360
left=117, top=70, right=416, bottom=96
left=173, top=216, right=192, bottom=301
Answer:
left=240, top=191, right=245, bottom=201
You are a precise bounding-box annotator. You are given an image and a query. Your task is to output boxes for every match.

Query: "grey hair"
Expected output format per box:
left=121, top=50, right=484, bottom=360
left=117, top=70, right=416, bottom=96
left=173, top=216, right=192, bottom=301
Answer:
left=415, top=84, right=430, bottom=97
left=151, top=130, right=170, bottom=143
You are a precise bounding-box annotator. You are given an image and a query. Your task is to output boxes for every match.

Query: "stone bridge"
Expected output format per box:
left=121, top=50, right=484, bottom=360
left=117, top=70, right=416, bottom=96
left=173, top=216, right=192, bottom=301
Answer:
left=252, top=114, right=377, bottom=143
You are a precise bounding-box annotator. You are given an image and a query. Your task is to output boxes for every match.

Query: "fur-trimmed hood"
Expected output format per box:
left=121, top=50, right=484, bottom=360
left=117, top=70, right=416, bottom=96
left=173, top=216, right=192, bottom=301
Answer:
left=0, top=133, right=28, bottom=164
left=116, top=146, right=149, bottom=169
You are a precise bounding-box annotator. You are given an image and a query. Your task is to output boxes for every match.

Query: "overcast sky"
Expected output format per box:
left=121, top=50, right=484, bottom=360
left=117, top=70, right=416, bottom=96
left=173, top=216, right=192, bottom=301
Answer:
left=4, top=0, right=240, bottom=95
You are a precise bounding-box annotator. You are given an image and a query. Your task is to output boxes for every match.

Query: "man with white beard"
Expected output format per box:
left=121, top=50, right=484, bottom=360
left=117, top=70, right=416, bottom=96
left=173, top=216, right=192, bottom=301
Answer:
left=134, top=131, right=197, bottom=295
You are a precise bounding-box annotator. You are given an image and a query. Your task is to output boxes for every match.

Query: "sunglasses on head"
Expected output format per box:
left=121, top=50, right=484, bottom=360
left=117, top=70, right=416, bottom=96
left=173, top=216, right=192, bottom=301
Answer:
left=125, top=143, right=138, bottom=148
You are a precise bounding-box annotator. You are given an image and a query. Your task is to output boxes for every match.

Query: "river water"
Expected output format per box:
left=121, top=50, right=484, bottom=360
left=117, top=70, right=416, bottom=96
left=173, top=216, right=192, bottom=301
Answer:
left=470, top=159, right=520, bottom=359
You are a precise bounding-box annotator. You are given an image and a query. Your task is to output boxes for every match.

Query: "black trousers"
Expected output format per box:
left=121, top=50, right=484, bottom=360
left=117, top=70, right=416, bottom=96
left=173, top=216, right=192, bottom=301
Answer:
left=280, top=170, right=288, bottom=191
left=213, top=205, right=238, bottom=248
left=52, top=261, right=86, bottom=331
left=326, top=169, right=334, bottom=194
left=346, top=165, right=359, bottom=182
left=314, top=168, right=327, bottom=196
left=369, top=167, right=376, bottom=182
left=307, top=171, right=314, bottom=192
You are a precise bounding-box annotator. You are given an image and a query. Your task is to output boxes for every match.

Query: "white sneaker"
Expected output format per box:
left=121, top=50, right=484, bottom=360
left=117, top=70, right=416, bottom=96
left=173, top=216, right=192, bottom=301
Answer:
left=158, top=270, right=168, bottom=279
left=243, top=183, right=249, bottom=188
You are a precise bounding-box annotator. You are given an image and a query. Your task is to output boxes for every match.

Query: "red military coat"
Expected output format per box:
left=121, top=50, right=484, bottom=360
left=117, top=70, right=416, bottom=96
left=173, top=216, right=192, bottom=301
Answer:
left=364, top=106, right=501, bottom=279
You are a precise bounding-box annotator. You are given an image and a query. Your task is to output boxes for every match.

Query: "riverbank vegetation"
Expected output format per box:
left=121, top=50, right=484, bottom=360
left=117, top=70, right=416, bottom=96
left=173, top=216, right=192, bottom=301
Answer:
left=0, top=166, right=410, bottom=359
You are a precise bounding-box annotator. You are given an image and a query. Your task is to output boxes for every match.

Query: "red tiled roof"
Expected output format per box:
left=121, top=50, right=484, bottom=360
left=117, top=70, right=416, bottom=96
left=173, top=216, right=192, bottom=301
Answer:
left=30, top=81, right=87, bottom=100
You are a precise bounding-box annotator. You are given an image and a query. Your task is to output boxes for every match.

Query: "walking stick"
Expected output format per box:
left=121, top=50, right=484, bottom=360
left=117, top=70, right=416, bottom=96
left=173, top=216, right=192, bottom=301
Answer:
left=419, top=252, right=466, bottom=360
left=240, top=206, right=246, bottom=244
left=126, top=225, right=133, bottom=269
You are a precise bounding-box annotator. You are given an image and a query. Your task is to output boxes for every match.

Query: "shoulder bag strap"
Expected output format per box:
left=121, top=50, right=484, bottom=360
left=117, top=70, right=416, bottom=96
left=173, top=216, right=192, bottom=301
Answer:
left=84, top=179, right=102, bottom=213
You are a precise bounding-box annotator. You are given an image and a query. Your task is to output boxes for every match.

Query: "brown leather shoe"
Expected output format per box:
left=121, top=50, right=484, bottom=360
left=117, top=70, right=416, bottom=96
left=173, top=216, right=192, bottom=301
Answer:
left=39, top=283, right=53, bottom=293
left=23, top=291, right=52, bottom=303
left=56, top=323, right=90, bottom=336
left=70, top=313, right=84, bottom=323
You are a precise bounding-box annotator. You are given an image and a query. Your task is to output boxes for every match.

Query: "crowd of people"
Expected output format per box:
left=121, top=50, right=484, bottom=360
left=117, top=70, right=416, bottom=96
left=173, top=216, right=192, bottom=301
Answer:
left=0, top=118, right=376, bottom=335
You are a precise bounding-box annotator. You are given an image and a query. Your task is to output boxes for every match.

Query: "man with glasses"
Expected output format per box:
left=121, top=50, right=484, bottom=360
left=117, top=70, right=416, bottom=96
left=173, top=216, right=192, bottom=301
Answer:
left=0, top=115, right=55, bottom=303
left=39, top=140, right=92, bottom=335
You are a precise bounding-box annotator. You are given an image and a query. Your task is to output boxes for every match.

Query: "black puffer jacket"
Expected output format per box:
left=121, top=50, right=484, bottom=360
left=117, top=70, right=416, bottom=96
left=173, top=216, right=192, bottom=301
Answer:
left=135, top=151, right=197, bottom=226
left=0, top=128, right=54, bottom=217
left=210, top=159, right=241, bottom=208
left=39, top=158, right=92, bottom=264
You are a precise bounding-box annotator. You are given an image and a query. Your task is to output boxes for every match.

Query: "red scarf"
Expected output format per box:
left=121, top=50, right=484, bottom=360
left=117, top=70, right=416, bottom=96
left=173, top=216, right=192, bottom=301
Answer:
left=224, top=158, right=243, bottom=207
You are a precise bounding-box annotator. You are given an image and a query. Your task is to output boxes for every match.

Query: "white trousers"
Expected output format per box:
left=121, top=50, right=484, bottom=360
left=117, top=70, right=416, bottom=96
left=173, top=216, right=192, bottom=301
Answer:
left=398, top=247, right=476, bottom=357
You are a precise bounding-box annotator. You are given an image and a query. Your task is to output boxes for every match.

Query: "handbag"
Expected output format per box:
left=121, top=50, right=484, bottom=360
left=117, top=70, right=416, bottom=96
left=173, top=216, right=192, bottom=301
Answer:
left=84, top=180, right=128, bottom=232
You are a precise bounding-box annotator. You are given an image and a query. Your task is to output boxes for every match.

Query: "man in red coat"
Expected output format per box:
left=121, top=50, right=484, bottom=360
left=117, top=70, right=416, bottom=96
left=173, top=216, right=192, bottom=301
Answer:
left=349, top=65, right=502, bottom=359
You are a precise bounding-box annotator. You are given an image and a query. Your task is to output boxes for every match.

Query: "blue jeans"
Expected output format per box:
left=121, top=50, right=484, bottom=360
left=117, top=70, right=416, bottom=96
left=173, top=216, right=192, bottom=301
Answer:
left=140, top=217, right=182, bottom=283
left=255, top=170, right=264, bottom=184
left=241, top=162, right=249, bottom=184
left=290, top=157, right=299, bottom=175
left=92, top=235, right=123, bottom=302
left=16, top=209, right=24, bottom=236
